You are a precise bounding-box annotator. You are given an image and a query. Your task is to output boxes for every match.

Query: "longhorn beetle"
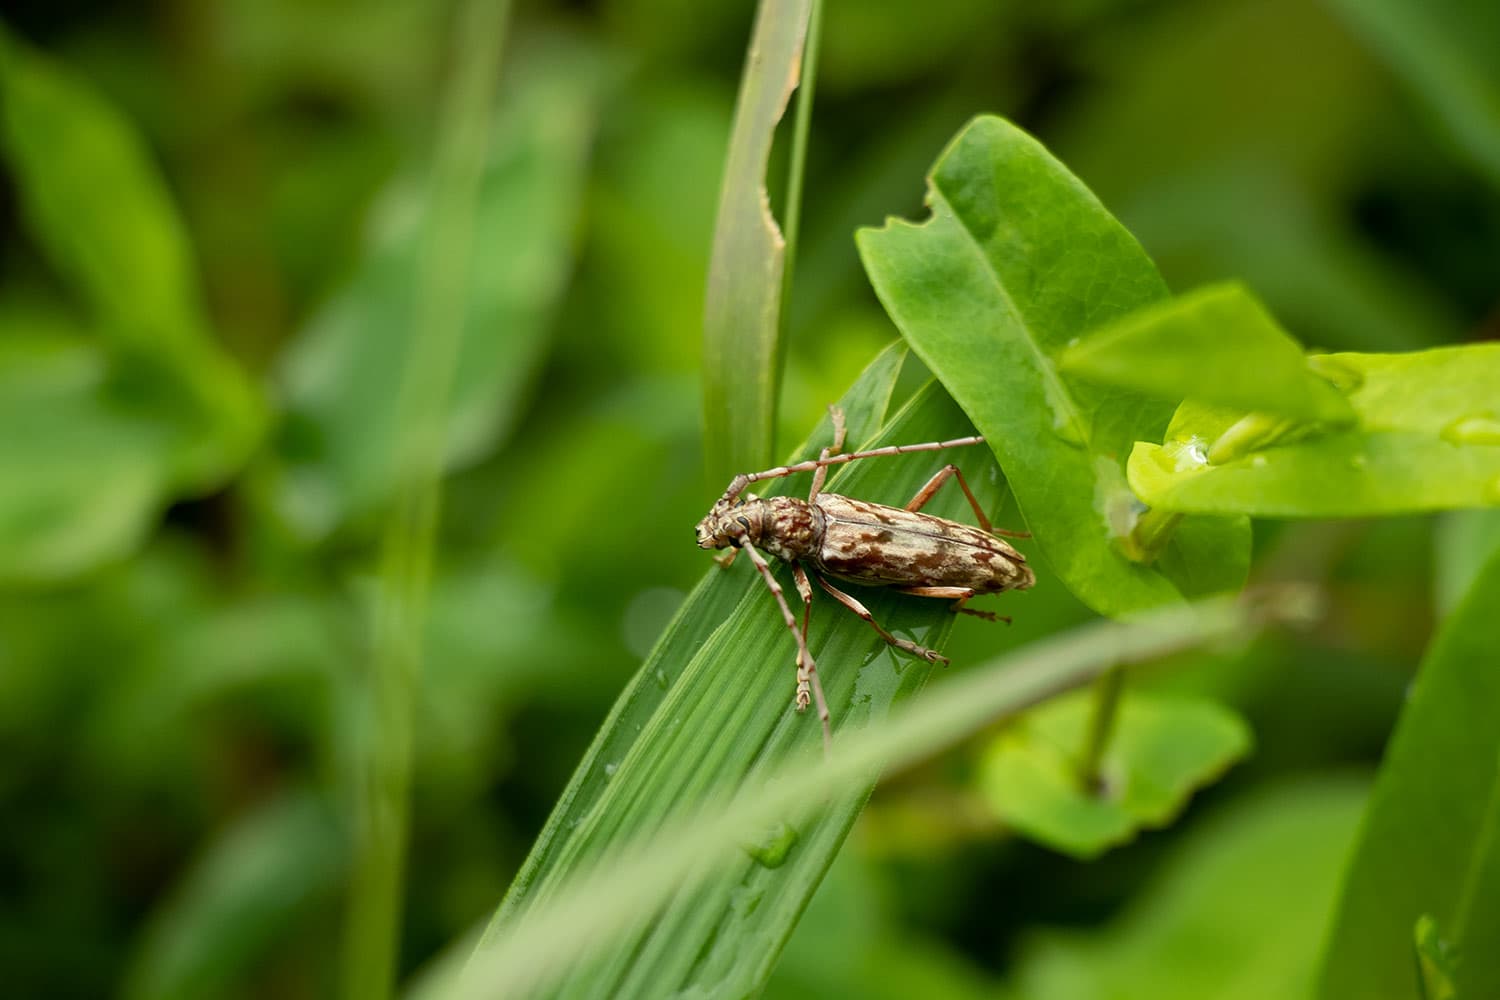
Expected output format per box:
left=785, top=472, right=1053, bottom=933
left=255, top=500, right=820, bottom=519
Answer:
left=696, top=406, right=1035, bottom=749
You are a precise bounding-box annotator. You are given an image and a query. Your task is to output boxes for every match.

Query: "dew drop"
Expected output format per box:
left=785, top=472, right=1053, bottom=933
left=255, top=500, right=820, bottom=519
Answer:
left=1165, top=435, right=1209, bottom=472
left=1440, top=413, right=1500, bottom=447
left=742, top=821, right=799, bottom=869
left=653, top=667, right=670, bottom=689
left=603, top=761, right=619, bottom=778
left=1305, top=355, right=1364, bottom=394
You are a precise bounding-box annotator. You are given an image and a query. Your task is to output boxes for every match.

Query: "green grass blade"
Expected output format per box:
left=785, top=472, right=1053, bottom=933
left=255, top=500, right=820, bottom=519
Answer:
left=278, top=35, right=599, bottom=534
left=475, top=348, right=1011, bottom=998
left=486, top=340, right=907, bottom=921
left=1317, top=541, right=1500, bottom=998
left=341, top=4, right=510, bottom=1000
left=429, top=592, right=1287, bottom=1000
left=702, top=0, right=813, bottom=487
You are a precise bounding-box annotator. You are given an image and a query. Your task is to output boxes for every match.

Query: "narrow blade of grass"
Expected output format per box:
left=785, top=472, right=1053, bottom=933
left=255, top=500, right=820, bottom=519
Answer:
left=473, top=347, right=1011, bottom=998
left=342, top=4, right=510, bottom=1000
left=702, top=0, right=813, bottom=487
left=426, top=591, right=1287, bottom=1000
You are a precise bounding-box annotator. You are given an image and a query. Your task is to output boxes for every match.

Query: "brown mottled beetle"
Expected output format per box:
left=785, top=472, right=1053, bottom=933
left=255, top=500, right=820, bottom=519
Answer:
left=696, top=407, right=1034, bottom=748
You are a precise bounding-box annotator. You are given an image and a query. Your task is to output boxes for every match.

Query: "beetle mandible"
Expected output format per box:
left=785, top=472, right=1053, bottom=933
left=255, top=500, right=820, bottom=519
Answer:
left=696, top=406, right=1035, bottom=749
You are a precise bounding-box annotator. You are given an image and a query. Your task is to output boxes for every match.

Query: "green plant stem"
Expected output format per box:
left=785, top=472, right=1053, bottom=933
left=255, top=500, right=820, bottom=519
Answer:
left=1078, top=666, right=1126, bottom=795
left=1123, top=507, right=1183, bottom=564
left=778, top=0, right=822, bottom=332
left=340, top=4, right=509, bottom=1000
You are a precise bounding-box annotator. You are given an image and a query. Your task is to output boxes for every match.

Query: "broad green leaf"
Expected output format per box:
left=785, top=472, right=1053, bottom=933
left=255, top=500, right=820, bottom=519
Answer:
left=1013, top=777, right=1368, bottom=1000
left=701, top=0, right=812, bottom=488
left=278, top=43, right=602, bottom=534
left=857, top=115, right=1251, bottom=616
left=478, top=354, right=1012, bottom=999
left=1061, top=282, right=1356, bottom=424
left=1318, top=544, right=1500, bottom=999
left=435, top=592, right=1290, bottom=1000
left=1130, top=345, right=1500, bottom=517
left=123, top=789, right=346, bottom=1000
left=0, top=29, right=262, bottom=491
left=978, top=691, right=1252, bottom=858
left=1325, top=0, right=1500, bottom=188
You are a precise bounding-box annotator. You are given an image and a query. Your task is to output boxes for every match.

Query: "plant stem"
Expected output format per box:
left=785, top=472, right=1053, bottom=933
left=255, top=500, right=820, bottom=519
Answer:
left=1078, top=666, right=1126, bottom=795
left=340, top=3, right=509, bottom=999
left=1122, top=507, right=1182, bottom=564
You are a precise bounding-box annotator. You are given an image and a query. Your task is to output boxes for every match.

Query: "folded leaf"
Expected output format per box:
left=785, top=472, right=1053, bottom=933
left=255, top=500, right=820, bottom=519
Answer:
left=1130, top=344, right=1500, bottom=516
left=1061, top=282, right=1356, bottom=424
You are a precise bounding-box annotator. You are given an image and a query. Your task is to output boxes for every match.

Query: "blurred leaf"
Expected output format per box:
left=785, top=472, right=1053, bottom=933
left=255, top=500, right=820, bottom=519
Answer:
left=857, top=115, right=1251, bottom=617
left=1130, top=345, right=1500, bottom=516
left=0, top=314, right=168, bottom=583
left=1432, top=509, right=1500, bottom=618
left=0, top=29, right=262, bottom=490
left=763, top=850, right=998, bottom=1000
left=701, top=0, right=812, bottom=488
left=1414, top=915, right=1459, bottom=1000
left=1325, top=0, right=1500, bottom=187
left=589, top=82, right=728, bottom=374
left=1318, top=543, right=1500, bottom=1000
left=1013, top=777, right=1368, bottom=1000
left=979, top=691, right=1252, bottom=859
left=440, top=592, right=1284, bottom=1000
left=1042, top=0, right=1464, bottom=353
left=123, top=789, right=346, bottom=1000
left=278, top=41, right=603, bottom=534
left=1061, top=282, right=1356, bottom=424
left=478, top=356, right=1013, bottom=999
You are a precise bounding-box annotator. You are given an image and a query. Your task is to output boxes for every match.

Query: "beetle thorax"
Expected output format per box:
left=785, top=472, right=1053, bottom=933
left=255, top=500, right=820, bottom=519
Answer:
left=695, top=496, right=823, bottom=562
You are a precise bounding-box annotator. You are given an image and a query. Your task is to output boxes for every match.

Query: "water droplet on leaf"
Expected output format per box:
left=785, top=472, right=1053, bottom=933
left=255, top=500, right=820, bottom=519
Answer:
left=742, top=821, right=798, bottom=868
left=1440, top=412, right=1500, bottom=447
left=1306, top=355, right=1364, bottom=394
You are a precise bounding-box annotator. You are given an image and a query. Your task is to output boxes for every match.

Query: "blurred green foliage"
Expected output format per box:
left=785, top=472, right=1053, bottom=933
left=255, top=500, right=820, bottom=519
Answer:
left=1, top=1, right=1497, bottom=997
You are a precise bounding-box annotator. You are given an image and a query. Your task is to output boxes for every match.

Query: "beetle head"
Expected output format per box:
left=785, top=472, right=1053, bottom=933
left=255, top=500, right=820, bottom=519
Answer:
left=695, top=497, right=763, bottom=550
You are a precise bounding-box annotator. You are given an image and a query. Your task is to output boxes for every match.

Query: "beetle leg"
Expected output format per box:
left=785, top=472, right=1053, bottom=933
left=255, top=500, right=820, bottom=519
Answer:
left=816, top=575, right=949, bottom=665
left=904, top=463, right=993, bottom=532
left=791, top=564, right=816, bottom=708
left=742, top=541, right=830, bottom=750
left=809, top=405, right=848, bottom=501
left=903, top=464, right=1031, bottom=539
left=895, top=585, right=1011, bottom=624
left=726, top=433, right=986, bottom=501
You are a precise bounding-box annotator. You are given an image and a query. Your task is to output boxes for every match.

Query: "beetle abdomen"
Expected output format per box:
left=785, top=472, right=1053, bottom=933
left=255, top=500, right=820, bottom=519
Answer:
left=811, top=495, right=1033, bottom=593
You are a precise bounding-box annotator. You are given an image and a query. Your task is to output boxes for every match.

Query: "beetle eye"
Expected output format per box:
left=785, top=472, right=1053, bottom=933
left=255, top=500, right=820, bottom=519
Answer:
left=737, top=516, right=751, bottom=530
